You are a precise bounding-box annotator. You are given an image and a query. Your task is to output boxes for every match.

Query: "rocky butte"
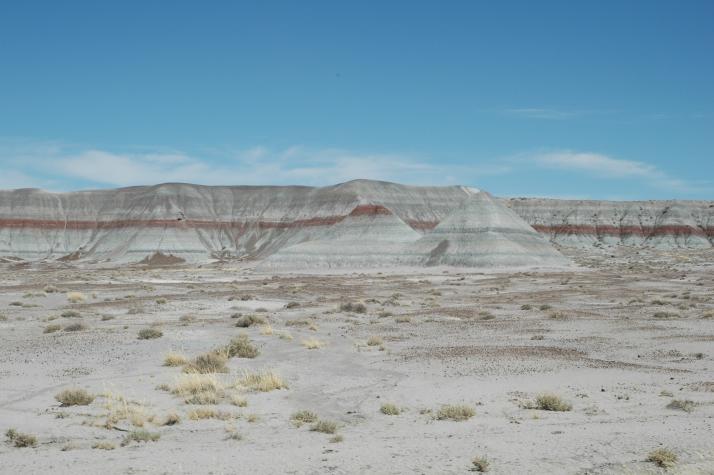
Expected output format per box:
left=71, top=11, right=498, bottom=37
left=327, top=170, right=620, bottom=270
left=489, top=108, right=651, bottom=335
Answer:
left=0, top=179, right=712, bottom=267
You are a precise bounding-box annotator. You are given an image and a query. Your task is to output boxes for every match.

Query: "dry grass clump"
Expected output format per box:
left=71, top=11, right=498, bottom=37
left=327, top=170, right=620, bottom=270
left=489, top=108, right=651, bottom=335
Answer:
left=56, top=388, right=95, bottom=406
left=155, top=298, right=167, bottom=304
left=291, top=410, right=318, bottom=426
left=225, top=334, right=259, bottom=358
left=533, top=393, right=572, bottom=411
left=92, top=441, right=116, bottom=450
left=187, top=408, right=235, bottom=420
left=471, top=456, right=490, bottom=472
left=64, top=322, right=87, bottom=332
left=120, top=429, right=160, bottom=446
left=646, top=448, right=677, bottom=468
left=548, top=312, right=567, bottom=320
left=259, top=324, right=273, bottom=335
left=285, top=301, right=300, bottom=309
left=137, top=328, right=163, bottom=340
left=61, top=310, right=81, bottom=318
left=179, top=314, right=195, bottom=325
left=5, top=428, right=37, bottom=448
left=66, top=292, right=87, bottom=303
left=302, top=338, right=324, bottom=349
left=285, top=318, right=313, bottom=327
left=234, top=314, right=266, bottom=328
left=229, top=394, right=248, bottom=407
left=366, top=336, right=383, bottom=346
left=163, top=352, right=188, bottom=367
left=44, top=285, right=59, bottom=293
left=236, top=369, right=287, bottom=392
left=520, top=304, right=533, bottom=310
left=380, top=403, right=401, bottom=415
left=666, top=399, right=695, bottom=412
left=329, top=434, right=344, bottom=443
left=184, top=351, right=229, bottom=374
left=44, top=324, right=62, bottom=333
left=311, top=419, right=338, bottom=434
left=653, top=311, right=679, bottom=319
left=171, top=373, right=225, bottom=404
left=538, top=304, right=552, bottom=311
left=340, top=302, right=367, bottom=313
left=278, top=331, right=294, bottom=340
left=161, top=412, right=181, bottom=426
left=395, top=316, right=411, bottom=323
left=436, top=404, right=475, bottom=421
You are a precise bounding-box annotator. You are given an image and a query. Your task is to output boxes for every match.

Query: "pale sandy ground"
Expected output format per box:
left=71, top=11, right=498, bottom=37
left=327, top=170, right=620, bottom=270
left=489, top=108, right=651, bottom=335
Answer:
left=1, top=247, right=713, bottom=474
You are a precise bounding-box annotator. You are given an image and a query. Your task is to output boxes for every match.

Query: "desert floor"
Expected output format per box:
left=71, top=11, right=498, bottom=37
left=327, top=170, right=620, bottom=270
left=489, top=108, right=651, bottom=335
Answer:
left=1, top=248, right=713, bottom=474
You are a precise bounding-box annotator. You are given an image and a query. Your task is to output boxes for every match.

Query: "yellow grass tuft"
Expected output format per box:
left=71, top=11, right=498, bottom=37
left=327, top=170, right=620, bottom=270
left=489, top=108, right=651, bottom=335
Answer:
left=302, top=338, right=324, bottom=349
left=236, top=369, right=288, bottom=392
left=66, top=292, right=87, bottom=303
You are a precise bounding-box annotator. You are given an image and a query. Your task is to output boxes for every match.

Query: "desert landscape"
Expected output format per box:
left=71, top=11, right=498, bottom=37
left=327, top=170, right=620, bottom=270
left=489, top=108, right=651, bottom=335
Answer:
left=1, top=181, right=713, bottom=474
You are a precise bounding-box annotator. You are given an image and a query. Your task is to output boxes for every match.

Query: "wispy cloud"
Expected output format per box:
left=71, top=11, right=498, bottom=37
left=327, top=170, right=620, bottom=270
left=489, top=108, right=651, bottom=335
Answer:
left=501, top=108, right=581, bottom=120
left=522, top=150, right=704, bottom=193
left=0, top=139, right=509, bottom=191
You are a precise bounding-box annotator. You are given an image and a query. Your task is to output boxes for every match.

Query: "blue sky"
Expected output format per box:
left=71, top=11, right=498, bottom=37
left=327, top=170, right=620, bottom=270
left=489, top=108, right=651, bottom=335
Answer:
left=0, top=0, right=712, bottom=199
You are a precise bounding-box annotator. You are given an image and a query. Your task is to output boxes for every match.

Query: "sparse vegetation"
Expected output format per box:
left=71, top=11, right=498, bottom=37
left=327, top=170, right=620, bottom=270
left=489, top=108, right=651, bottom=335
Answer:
left=234, top=314, right=266, bottom=328
left=137, top=327, right=163, bottom=340
left=163, top=352, right=188, bottom=367
left=646, top=448, right=677, bottom=468
left=92, top=441, right=116, bottom=450
left=666, top=399, right=695, bottom=412
left=64, top=322, right=87, bottom=332
left=285, top=301, right=300, bottom=309
left=302, top=338, right=324, bottom=349
left=291, top=410, right=318, bottom=426
left=5, top=428, right=37, bottom=448
left=653, top=311, right=679, bottom=319
left=380, top=403, right=401, bottom=415
left=329, top=434, right=344, bottom=443
left=55, top=388, right=95, bottom=406
left=155, top=298, right=167, bottom=304
left=171, top=373, right=224, bottom=404
left=436, top=404, right=475, bottom=421
left=533, top=393, right=572, bottom=412
left=44, top=324, right=62, bottom=333
left=538, top=304, right=552, bottom=311
left=120, top=429, right=160, bottom=446
left=224, top=334, right=259, bottom=358
left=340, top=302, right=367, bottom=313
left=66, top=292, right=86, bottom=303
left=471, top=456, right=490, bottom=472
left=520, top=304, right=532, bottom=310
left=61, top=310, right=81, bottom=318
left=366, top=336, right=383, bottom=346
left=184, top=351, right=229, bottom=374
left=311, top=419, right=338, bottom=434
left=187, top=408, right=235, bottom=420
left=236, top=369, right=287, bottom=392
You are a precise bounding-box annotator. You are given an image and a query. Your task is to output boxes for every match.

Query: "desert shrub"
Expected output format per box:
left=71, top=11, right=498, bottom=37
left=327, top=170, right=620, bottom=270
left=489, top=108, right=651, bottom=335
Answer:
left=646, top=448, right=677, bottom=468
left=163, top=352, right=188, bottom=367
left=155, top=298, right=167, bottom=304
left=187, top=408, right=234, bottom=420
left=548, top=312, right=567, bottom=320
left=225, top=334, right=259, bottom=358
left=234, top=314, right=266, bottom=328
left=236, top=369, right=287, bottom=392
left=291, top=410, right=318, bottom=425
left=329, top=434, right=344, bottom=443
left=367, top=336, right=383, bottom=347
left=260, top=324, right=273, bottom=335
left=538, top=304, right=551, bottom=311
left=55, top=388, right=95, bottom=406
left=436, top=404, right=475, bottom=421
left=61, top=310, right=81, bottom=318
left=66, top=292, right=86, bottom=303
left=311, top=420, right=338, bottom=434
left=44, top=324, right=62, bottom=333
left=520, top=304, right=532, bottom=310
left=534, top=393, right=572, bottom=411
left=651, top=299, right=667, bottom=305
left=92, top=441, right=116, bottom=450
left=340, top=302, right=366, bottom=313
left=380, top=403, right=401, bottom=415
left=5, top=428, right=37, bottom=448
left=171, top=373, right=224, bottom=404
left=302, top=338, right=324, bottom=349
left=184, top=351, right=229, bottom=374
left=285, top=301, right=300, bottom=309
left=653, top=311, right=679, bottom=319
left=9, top=301, right=23, bottom=306
left=120, top=430, right=160, bottom=446
left=179, top=314, right=195, bottom=324
left=395, top=316, right=411, bottom=323
left=64, top=322, right=87, bottom=332
left=666, top=399, right=695, bottom=412
left=378, top=311, right=393, bottom=318
left=101, top=315, right=114, bottom=321
left=161, top=413, right=181, bottom=426
left=471, top=456, right=490, bottom=472
left=255, top=307, right=268, bottom=313
left=44, top=285, right=59, bottom=293
left=137, top=328, right=163, bottom=340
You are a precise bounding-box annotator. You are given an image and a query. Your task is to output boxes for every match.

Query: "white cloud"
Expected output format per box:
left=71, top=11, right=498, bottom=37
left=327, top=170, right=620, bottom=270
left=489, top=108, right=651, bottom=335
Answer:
left=524, top=150, right=699, bottom=192
left=502, top=108, right=580, bottom=120
left=0, top=140, right=510, bottom=190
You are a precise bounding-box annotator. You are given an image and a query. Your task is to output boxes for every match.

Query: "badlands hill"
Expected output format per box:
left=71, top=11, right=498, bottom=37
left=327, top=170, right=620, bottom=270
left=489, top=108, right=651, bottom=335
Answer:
left=0, top=180, right=712, bottom=266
